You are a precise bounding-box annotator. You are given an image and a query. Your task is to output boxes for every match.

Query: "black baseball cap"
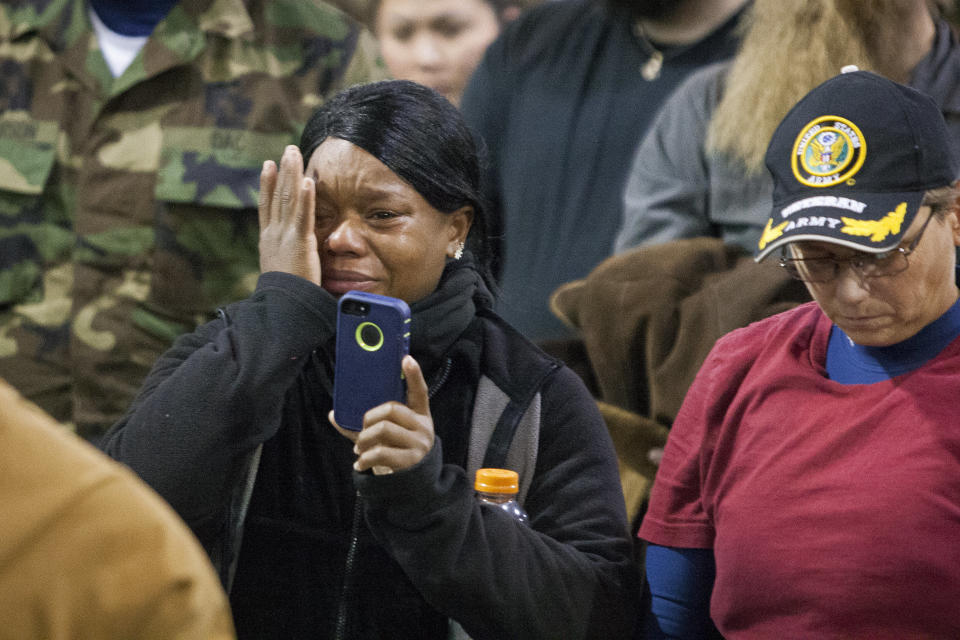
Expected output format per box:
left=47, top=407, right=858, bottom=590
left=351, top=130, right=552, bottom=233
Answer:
left=755, top=68, right=959, bottom=261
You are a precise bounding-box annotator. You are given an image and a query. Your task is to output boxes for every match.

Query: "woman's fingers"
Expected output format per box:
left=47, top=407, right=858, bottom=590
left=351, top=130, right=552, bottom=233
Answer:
left=401, top=356, right=430, bottom=418
left=354, top=431, right=431, bottom=472
left=347, top=358, right=435, bottom=473
left=329, top=409, right=413, bottom=474
left=298, top=175, right=316, bottom=239
left=354, top=405, right=432, bottom=470
left=328, top=356, right=435, bottom=473
left=258, top=160, right=277, bottom=233
left=273, top=145, right=301, bottom=225
left=261, top=145, right=303, bottom=229
left=257, top=145, right=321, bottom=284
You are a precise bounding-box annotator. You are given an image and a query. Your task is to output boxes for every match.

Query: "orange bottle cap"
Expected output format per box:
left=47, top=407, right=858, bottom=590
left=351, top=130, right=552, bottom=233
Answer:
left=475, top=468, right=519, bottom=494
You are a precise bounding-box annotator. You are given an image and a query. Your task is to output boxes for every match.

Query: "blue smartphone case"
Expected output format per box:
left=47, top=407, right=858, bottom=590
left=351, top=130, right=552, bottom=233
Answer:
left=333, top=291, right=411, bottom=431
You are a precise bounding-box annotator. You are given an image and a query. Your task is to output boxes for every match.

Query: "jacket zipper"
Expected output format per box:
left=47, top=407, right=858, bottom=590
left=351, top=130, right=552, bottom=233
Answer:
left=335, top=490, right=364, bottom=640
left=428, top=357, right=453, bottom=398
left=333, top=357, right=453, bottom=638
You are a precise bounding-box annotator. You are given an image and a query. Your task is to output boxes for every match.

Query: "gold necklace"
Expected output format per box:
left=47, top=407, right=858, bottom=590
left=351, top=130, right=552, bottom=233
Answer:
left=633, top=19, right=663, bottom=81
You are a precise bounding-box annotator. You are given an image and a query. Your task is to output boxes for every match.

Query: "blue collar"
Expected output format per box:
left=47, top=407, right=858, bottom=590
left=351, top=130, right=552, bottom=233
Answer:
left=89, top=0, right=179, bottom=37
left=826, top=295, right=960, bottom=384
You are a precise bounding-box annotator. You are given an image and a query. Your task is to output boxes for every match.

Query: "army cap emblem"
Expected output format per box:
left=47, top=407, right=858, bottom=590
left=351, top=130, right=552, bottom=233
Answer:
left=791, top=115, right=866, bottom=188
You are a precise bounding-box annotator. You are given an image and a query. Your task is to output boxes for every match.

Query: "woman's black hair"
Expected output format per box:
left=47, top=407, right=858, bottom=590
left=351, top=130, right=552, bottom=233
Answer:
left=299, top=79, right=496, bottom=291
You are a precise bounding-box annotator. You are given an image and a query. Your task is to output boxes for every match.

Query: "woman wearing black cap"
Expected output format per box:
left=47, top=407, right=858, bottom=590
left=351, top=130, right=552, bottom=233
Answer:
left=640, top=70, right=960, bottom=638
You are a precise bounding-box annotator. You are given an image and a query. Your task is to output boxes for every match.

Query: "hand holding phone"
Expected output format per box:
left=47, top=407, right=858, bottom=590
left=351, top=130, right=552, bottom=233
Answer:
left=329, top=354, right=435, bottom=474
left=333, top=291, right=411, bottom=431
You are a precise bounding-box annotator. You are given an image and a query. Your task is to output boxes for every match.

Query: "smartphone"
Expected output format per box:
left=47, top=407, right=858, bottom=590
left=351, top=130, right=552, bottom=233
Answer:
left=333, top=291, right=411, bottom=431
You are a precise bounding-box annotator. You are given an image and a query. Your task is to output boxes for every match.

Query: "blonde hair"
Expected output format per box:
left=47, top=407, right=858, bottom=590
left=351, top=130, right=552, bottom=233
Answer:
left=706, top=0, right=927, bottom=173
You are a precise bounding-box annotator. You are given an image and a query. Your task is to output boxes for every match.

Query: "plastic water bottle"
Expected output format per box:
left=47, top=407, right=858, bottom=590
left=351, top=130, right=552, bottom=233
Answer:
left=474, top=468, right=529, bottom=525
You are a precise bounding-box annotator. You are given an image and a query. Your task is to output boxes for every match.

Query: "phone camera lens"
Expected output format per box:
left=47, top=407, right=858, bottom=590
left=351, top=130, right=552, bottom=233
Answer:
left=358, top=322, right=384, bottom=350
left=342, top=300, right=369, bottom=316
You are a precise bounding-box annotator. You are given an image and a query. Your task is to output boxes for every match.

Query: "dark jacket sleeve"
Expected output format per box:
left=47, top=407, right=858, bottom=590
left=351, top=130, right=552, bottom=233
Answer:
left=356, top=365, right=639, bottom=639
left=100, top=272, right=336, bottom=534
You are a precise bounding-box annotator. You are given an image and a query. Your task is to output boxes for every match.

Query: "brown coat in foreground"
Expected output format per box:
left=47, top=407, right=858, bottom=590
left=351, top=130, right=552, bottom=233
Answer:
left=0, top=379, right=235, bottom=640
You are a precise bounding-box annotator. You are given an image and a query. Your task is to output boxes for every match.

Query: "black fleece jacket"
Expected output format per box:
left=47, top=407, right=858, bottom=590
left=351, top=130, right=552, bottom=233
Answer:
left=101, top=268, right=638, bottom=639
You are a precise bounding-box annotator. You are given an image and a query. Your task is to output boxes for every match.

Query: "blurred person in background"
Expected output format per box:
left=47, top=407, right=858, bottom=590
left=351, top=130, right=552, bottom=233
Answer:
left=0, top=0, right=387, bottom=441
left=459, top=0, right=749, bottom=345
left=371, top=0, right=530, bottom=107
left=0, top=377, right=234, bottom=639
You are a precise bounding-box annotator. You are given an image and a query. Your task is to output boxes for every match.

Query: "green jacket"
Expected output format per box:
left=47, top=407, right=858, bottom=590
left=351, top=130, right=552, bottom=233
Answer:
left=0, top=0, right=388, bottom=438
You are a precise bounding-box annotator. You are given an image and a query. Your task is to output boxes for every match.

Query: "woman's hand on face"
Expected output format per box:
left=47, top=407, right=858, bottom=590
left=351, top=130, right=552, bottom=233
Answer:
left=330, top=356, right=435, bottom=475
left=258, top=145, right=321, bottom=286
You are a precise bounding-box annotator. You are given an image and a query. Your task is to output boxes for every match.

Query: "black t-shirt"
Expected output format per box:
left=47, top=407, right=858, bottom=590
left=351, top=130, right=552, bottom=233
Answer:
left=461, top=0, right=744, bottom=341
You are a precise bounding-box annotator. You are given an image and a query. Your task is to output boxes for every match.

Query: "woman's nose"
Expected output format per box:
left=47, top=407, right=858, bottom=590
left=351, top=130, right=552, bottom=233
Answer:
left=324, top=217, right=365, bottom=254
left=832, top=265, right=872, bottom=303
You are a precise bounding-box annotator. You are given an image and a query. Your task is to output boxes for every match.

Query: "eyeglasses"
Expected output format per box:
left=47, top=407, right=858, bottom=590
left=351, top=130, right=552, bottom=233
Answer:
left=778, top=211, right=935, bottom=284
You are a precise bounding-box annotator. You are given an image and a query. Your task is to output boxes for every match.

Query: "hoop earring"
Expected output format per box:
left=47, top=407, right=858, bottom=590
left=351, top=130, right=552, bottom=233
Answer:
left=454, top=241, right=464, bottom=260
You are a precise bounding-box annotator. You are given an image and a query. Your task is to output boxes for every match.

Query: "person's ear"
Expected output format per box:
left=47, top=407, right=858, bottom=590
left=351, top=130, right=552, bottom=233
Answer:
left=950, top=181, right=960, bottom=247
left=950, top=208, right=960, bottom=247
left=446, top=205, right=474, bottom=257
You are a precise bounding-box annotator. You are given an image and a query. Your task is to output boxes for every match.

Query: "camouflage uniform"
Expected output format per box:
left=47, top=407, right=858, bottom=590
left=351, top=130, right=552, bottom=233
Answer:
left=0, top=0, right=388, bottom=439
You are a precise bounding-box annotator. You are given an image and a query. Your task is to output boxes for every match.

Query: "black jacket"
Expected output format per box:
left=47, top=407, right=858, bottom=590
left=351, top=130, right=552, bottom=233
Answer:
left=101, top=267, right=638, bottom=639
